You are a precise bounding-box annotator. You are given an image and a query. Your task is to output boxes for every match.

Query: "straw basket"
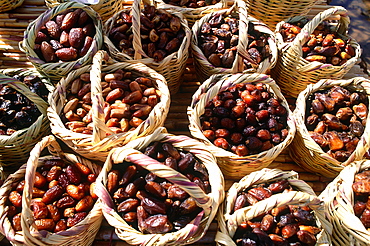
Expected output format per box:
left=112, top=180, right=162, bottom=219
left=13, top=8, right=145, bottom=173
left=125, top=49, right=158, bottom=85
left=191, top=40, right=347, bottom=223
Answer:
left=289, top=77, right=370, bottom=178
left=0, top=135, right=103, bottom=246
left=215, top=168, right=332, bottom=245
left=104, top=0, right=191, bottom=94
left=154, top=0, right=227, bottom=27
left=45, top=0, right=123, bottom=22
left=48, top=51, right=170, bottom=162
left=20, top=2, right=103, bottom=84
left=244, top=0, right=318, bottom=30
left=187, top=73, right=296, bottom=179
left=320, top=159, right=370, bottom=245
left=0, top=68, right=52, bottom=167
left=191, top=0, right=277, bottom=83
left=95, top=127, right=224, bottom=245
left=271, top=6, right=361, bottom=98
left=0, top=0, right=23, bottom=13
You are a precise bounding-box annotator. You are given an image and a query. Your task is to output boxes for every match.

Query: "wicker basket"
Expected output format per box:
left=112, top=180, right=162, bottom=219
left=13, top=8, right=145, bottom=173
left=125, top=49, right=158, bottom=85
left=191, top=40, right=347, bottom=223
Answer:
left=95, top=127, right=225, bottom=245
left=215, top=169, right=332, bottom=245
left=271, top=6, right=361, bottom=98
left=0, top=68, right=52, bottom=167
left=48, top=50, right=170, bottom=162
left=45, top=0, right=123, bottom=23
left=187, top=73, right=296, bottom=179
left=289, top=77, right=370, bottom=178
left=0, top=135, right=103, bottom=246
left=20, top=2, right=103, bottom=84
left=0, top=0, right=24, bottom=13
left=103, top=0, right=191, bottom=94
left=320, top=159, right=370, bottom=245
left=191, top=0, right=277, bottom=83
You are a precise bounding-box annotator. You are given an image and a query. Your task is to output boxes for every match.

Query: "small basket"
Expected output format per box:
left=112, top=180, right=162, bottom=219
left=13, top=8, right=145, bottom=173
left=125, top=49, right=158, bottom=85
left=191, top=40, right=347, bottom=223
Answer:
left=271, top=6, right=361, bottom=98
left=0, top=135, right=103, bottom=246
left=191, top=0, right=277, bottom=83
left=20, top=2, right=103, bottom=84
left=0, top=68, right=52, bottom=167
left=215, top=168, right=332, bottom=245
left=320, top=159, right=370, bottom=245
left=45, top=0, right=123, bottom=23
left=289, top=77, right=370, bottom=178
left=48, top=51, right=170, bottom=162
left=187, top=73, right=296, bottom=179
left=95, top=127, right=225, bottom=245
left=0, top=0, right=23, bottom=13
left=103, top=0, right=191, bottom=94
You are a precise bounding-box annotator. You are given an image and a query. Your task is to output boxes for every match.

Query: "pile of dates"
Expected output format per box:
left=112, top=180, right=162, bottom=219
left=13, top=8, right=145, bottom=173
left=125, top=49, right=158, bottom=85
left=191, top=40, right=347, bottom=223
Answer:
left=305, top=86, right=368, bottom=162
left=163, top=0, right=220, bottom=8
left=35, top=8, right=96, bottom=62
left=198, top=13, right=271, bottom=69
left=352, top=169, right=370, bottom=228
left=280, top=20, right=356, bottom=66
left=0, top=74, right=49, bottom=135
left=63, top=69, right=160, bottom=135
left=107, top=141, right=210, bottom=234
left=7, top=158, right=98, bottom=233
left=199, top=82, right=289, bottom=156
left=232, top=180, right=320, bottom=246
left=109, top=5, right=184, bottom=62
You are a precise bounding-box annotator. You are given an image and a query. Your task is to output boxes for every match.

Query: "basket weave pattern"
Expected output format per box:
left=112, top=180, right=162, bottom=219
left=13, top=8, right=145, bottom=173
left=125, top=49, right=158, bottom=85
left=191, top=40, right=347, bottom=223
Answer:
left=0, top=0, right=24, bottom=13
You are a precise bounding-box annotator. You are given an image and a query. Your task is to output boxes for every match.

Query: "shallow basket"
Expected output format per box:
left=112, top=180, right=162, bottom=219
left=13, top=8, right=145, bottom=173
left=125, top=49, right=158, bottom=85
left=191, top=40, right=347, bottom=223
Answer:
left=48, top=51, right=170, bottom=162
left=103, top=0, right=191, bottom=94
left=20, top=2, right=103, bottom=84
left=95, top=127, right=224, bottom=245
left=191, top=0, right=277, bottom=83
left=187, top=73, right=296, bottom=179
left=271, top=6, right=361, bottom=98
left=215, top=168, right=332, bottom=245
left=45, top=0, right=123, bottom=22
left=320, top=159, right=370, bottom=245
left=0, top=0, right=24, bottom=13
left=289, top=77, right=370, bottom=178
left=0, top=68, right=52, bottom=167
left=0, top=135, right=103, bottom=246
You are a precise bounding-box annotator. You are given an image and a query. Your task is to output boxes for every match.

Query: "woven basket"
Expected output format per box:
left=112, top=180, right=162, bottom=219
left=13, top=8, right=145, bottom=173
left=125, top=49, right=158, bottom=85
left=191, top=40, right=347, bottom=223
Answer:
left=187, top=73, right=296, bottom=179
left=320, top=159, right=370, bottom=245
left=0, top=0, right=23, bottom=13
left=95, top=127, right=225, bottom=245
left=20, top=2, right=103, bottom=84
left=45, top=0, right=123, bottom=23
left=48, top=50, right=170, bottom=162
left=0, top=68, right=52, bottom=167
left=191, top=0, right=277, bottom=83
left=289, top=77, right=370, bottom=178
left=0, top=135, right=103, bottom=246
left=271, top=6, right=361, bottom=98
left=215, top=168, right=332, bottom=246
left=103, top=0, right=191, bottom=94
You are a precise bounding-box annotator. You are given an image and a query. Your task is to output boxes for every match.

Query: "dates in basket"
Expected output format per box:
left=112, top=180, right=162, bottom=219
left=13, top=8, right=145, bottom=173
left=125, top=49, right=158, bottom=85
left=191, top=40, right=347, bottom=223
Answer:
left=34, top=8, right=96, bottom=62
left=7, top=158, right=98, bottom=232
left=305, top=86, right=368, bottom=162
left=280, top=21, right=356, bottom=66
left=198, top=13, right=271, bottom=69
left=199, top=82, right=289, bottom=156
left=352, top=170, right=370, bottom=228
left=63, top=69, right=160, bottom=134
left=109, top=5, right=184, bottom=62
left=0, top=75, right=49, bottom=135
left=233, top=180, right=320, bottom=246
left=107, top=141, right=210, bottom=234
left=162, top=0, right=220, bottom=8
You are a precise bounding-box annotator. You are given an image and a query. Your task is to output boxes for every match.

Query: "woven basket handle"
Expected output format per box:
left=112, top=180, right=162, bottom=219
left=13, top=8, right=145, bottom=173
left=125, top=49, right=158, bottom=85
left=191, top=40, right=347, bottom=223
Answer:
left=132, top=0, right=147, bottom=60
left=231, top=0, right=248, bottom=73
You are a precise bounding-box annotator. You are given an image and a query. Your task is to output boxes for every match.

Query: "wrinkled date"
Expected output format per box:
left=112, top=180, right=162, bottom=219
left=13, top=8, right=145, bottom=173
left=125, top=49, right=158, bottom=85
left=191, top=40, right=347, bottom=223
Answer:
left=108, top=141, right=210, bottom=234
left=62, top=69, right=160, bottom=135
left=352, top=170, right=370, bottom=228
left=199, top=82, right=289, bottom=156
left=305, top=85, right=368, bottom=162
left=198, top=13, right=271, bottom=69
left=109, top=5, right=184, bottom=62
left=0, top=74, right=49, bottom=135
left=163, top=0, right=219, bottom=8
left=281, top=20, right=356, bottom=66
left=7, top=158, right=98, bottom=233
left=34, top=8, right=96, bottom=62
